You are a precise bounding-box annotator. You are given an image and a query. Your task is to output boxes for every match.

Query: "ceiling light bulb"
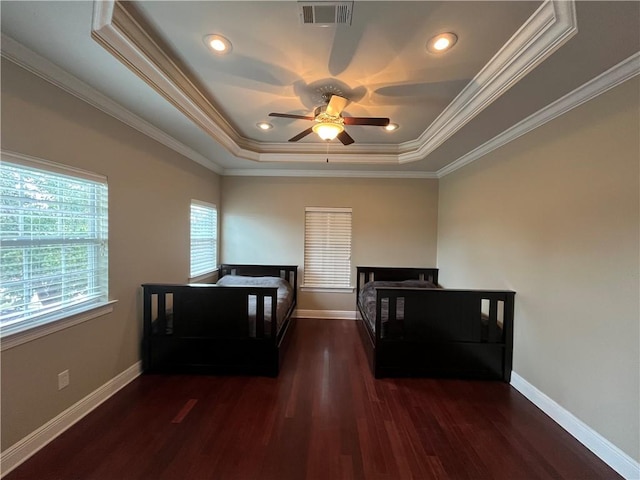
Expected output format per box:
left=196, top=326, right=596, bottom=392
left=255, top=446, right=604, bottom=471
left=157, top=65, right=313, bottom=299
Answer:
left=385, top=123, right=399, bottom=131
left=203, top=34, right=232, bottom=55
left=427, top=33, right=457, bottom=54
left=256, top=122, right=273, bottom=130
left=433, top=38, right=450, bottom=51
left=312, top=122, right=344, bottom=141
left=210, top=39, right=226, bottom=52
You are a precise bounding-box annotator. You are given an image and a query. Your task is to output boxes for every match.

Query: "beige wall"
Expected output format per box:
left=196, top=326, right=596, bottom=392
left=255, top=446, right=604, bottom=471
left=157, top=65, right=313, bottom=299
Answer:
left=3, top=50, right=637, bottom=468
left=1, top=59, right=221, bottom=449
left=220, top=176, right=439, bottom=311
left=437, top=78, right=640, bottom=460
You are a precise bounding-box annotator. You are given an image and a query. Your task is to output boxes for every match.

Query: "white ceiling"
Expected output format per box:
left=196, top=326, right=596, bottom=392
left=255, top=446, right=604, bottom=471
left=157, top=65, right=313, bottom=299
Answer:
left=1, top=1, right=639, bottom=176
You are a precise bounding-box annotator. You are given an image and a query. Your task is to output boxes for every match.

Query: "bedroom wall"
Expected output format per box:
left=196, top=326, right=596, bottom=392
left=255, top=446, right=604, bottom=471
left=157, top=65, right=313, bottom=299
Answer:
left=437, top=77, right=639, bottom=461
left=0, top=59, right=221, bottom=450
left=220, top=176, right=439, bottom=312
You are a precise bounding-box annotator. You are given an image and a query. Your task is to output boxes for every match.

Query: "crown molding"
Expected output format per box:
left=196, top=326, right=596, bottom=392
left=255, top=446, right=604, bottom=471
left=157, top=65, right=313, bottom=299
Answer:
left=399, top=0, right=577, bottom=163
left=91, top=0, right=247, bottom=157
left=0, top=33, right=225, bottom=175
left=241, top=139, right=401, bottom=156
left=254, top=151, right=400, bottom=165
left=224, top=169, right=438, bottom=179
left=3, top=27, right=634, bottom=181
left=234, top=44, right=638, bottom=183
left=1, top=149, right=107, bottom=183
left=90, top=0, right=577, bottom=165
left=437, top=51, right=640, bottom=178
left=5, top=25, right=633, bottom=181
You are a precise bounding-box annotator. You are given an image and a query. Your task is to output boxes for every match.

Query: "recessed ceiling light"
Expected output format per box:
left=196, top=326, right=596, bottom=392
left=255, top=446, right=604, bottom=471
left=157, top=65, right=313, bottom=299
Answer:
left=256, top=122, right=273, bottom=130
left=385, top=123, right=399, bottom=132
left=203, top=34, right=232, bottom=55
left=426, top=33, right=457, bottom=54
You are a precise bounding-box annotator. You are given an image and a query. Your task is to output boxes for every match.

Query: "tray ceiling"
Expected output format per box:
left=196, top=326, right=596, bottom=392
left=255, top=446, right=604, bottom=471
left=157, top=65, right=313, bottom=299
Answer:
left=1, top=1, right=639, bottom=176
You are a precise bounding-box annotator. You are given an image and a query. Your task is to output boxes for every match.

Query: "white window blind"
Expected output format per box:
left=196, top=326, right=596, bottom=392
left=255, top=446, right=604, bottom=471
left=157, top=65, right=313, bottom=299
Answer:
left=304, top=207, right=352, bottom=288
left=190, top=200, right=217, bottom=278
left=1, top=158, right=109, bottom=336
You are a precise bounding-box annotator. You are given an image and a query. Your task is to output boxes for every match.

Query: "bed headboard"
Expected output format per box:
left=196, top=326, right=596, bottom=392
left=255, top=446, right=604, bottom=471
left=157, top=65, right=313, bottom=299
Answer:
left=356, top=266, right=439, bottom=291
left=219, top=264, right=298, bottom=290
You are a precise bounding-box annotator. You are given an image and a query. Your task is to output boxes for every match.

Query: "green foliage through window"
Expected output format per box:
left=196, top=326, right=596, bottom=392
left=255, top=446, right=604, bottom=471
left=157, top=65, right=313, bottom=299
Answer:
left=0, top=159, right=108, bottom=335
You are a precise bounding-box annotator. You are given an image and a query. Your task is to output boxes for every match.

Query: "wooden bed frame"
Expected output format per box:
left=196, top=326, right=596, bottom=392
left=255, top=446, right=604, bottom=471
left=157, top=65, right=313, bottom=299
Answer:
left=142, top=264, right=298, bottom=376
left=356, top=266, right=515, bottom=381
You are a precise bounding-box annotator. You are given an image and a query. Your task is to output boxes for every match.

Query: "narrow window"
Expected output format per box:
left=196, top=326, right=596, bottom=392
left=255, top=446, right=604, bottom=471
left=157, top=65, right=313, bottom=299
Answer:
left=1, top=157, right=108, bottom=336
left=190, top=200, right=217, bottom=278
left=303, top=207, right=352, bottom=289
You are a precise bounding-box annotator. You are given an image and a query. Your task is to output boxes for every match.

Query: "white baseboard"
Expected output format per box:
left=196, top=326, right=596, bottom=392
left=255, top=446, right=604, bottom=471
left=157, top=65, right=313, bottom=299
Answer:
left=294, top=309, right=356, bottom=320
left=7, top=359, right=636, bottom=478
left=510, top=372, right=640, bottom=479
left=0, top=361, right=142, bottom=477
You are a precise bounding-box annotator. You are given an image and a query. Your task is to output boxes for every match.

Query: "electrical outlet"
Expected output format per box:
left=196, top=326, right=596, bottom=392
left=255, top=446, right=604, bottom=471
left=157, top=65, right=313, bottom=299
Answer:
left=58, top=370, right=70, bottom=390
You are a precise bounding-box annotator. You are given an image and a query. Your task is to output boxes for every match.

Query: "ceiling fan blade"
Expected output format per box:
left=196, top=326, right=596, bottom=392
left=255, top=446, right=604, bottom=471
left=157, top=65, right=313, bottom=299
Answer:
left=326, top=95, right=349, bottom=117
left=343, top=117, right=390, bottom=126
left=269, top=113, right=315, bottom=121
left=288, top=127, right=314, bottom=142
left=337, top=130, right=355, bottom=146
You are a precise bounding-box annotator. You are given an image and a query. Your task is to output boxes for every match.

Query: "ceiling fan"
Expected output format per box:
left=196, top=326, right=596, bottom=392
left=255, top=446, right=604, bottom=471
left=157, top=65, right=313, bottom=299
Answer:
left=269, top=94, right=390, bottom=145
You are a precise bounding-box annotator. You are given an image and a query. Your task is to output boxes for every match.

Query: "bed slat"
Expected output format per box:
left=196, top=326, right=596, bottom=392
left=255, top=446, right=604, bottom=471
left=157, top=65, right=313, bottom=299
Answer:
left=488, top=299, right=498, bottom=343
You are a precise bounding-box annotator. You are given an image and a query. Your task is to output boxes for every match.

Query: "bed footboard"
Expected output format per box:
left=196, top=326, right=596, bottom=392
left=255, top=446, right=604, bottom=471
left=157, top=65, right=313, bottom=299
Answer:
left=142, top=283, right=282, bottom=375
left=355, top=266, right=515, bottom=381
left=373, top=288, right=514, bottom=380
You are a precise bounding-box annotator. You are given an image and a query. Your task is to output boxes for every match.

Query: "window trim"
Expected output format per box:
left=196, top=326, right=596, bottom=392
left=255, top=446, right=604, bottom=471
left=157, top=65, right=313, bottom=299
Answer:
left=300, top=285, right=355, bottom=293
left=0, top=150, right=111, bottom=343
left=189, top=199, right=218, bottom=279
left=0, top=300, right=117, bottom=351
left=302, top=206, right=353, bottom=292
left=188, top=270, right=219, bottom=284
left=1, top=150, right=107, bottom=183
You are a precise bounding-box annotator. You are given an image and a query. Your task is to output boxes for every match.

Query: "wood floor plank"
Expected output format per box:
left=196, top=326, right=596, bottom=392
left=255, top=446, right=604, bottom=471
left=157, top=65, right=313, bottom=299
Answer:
left=5, top=319, right=621, bottom=480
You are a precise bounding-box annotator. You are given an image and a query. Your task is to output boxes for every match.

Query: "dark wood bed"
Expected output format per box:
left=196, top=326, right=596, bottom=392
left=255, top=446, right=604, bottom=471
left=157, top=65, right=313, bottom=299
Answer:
left=142, top=264, right=297, bottom=376
left=356, top=266, right=515, bottom=381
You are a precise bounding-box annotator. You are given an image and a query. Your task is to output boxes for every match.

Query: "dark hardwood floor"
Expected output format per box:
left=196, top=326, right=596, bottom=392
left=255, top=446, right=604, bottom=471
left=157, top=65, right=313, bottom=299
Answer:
left=7, top=319, right=620, bottom=480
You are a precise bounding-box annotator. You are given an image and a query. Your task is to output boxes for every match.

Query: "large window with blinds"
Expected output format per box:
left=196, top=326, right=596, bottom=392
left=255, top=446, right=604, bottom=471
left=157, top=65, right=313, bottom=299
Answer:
left=0, top=157, right=109, bottom=337
left=303, top=207, right=352, bottom=290
left=190, top=200, right=217, bottom=278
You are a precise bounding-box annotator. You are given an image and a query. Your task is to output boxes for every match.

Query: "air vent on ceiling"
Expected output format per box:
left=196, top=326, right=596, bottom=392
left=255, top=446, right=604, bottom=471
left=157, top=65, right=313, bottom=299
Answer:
left=298, top=1, right=353, bottom=26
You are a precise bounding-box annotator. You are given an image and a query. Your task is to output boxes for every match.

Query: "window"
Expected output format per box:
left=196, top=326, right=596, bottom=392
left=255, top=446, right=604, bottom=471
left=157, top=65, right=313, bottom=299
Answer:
left=303, top=207, right=352, bottom=290
left=190, top=200, right=217, bottom=278
left=1, top=156, right=109, bottom=337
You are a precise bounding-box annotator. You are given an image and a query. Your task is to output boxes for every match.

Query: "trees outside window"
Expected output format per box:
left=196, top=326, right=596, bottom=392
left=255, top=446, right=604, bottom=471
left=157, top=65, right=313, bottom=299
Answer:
left=1, top=158, right=108, bottom=336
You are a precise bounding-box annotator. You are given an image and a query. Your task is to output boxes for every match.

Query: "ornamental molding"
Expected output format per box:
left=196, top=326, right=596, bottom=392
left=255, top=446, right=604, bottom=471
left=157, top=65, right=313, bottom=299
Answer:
left=437, top=52, right=640, bottom=177
left=90, top=0, right=577, bottom=165
left=0, top=34, right=224, bottom=175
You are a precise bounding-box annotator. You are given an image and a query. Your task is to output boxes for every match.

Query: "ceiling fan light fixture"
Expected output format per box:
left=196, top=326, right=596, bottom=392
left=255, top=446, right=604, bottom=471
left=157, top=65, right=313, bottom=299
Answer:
left=426, top=32, right=457, bottom=53
left=204, top=34, right=232, bottom=55
left=385, top=123, right=399, bottom=131
left=256, top=122, right=273, bottom=130
left=312, top=122, right=344, bottom=141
